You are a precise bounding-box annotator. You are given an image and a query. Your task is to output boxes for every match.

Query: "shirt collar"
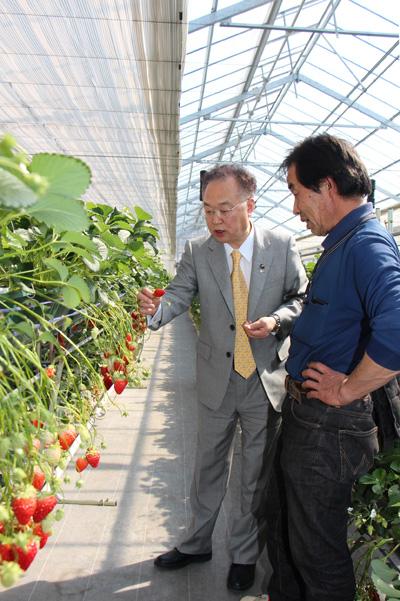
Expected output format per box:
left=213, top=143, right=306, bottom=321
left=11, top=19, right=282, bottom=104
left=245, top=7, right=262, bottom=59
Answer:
left=322, top=203, right=373, bottom=250
left=225, top=224, right=255, bottom=263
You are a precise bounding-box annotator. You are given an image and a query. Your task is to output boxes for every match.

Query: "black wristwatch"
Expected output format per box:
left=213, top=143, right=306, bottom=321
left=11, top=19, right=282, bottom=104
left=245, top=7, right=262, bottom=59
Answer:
left=270, top=313, right=281, bottom=334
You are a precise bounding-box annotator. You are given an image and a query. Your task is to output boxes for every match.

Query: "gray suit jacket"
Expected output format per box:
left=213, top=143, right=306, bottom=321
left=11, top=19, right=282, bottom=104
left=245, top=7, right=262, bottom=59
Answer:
left=151, top=224, right=308, bottom=410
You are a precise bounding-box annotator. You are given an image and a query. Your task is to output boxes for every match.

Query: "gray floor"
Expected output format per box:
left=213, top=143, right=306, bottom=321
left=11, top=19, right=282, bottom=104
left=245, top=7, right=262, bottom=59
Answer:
left=1, top=313, right=270, bottom=600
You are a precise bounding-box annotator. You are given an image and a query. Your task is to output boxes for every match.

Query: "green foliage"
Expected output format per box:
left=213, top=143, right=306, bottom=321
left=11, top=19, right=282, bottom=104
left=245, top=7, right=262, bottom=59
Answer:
left=0, top=137, right=91, bottom=234
left=0, top=166, right=38, bottom=208
left=0, top=133, right=167, bottom=586
left=350, top=442, right=400, bottom=599
left=303, top=254, right=320, bottom=278
left=30, top=153, right=91, bottom=199
left=371, top=558, right=400, bottom=599
left=190, top=297, right=201, bottom=332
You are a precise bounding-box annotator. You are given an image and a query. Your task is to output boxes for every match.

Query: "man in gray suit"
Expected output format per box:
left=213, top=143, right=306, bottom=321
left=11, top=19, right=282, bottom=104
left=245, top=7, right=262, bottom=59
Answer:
left=138, top=164, right=307, bottom=591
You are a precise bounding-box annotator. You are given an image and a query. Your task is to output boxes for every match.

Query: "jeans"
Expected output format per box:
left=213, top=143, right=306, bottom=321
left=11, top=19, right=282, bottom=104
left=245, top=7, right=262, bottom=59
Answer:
left=266, top=395, right=379, bottom=601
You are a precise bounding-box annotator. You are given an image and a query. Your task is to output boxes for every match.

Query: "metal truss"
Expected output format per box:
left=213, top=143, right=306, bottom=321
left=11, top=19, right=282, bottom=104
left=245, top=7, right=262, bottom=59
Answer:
left=177, top=0, right=400, bottom=252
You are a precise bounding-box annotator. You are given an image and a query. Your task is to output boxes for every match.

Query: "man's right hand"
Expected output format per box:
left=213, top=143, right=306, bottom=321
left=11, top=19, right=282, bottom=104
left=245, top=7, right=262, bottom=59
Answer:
left=137, top=287, right=162, bottom=317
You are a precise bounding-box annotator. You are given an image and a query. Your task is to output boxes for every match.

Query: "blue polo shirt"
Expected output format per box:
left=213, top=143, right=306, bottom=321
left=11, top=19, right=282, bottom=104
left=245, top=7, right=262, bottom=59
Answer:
left=287, top=203, right=400, bottom=380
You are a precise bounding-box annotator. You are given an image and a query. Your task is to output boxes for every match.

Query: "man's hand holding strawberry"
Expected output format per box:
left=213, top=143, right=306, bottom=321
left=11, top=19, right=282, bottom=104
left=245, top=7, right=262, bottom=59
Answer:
left=137, top=287, right=165, bottom=316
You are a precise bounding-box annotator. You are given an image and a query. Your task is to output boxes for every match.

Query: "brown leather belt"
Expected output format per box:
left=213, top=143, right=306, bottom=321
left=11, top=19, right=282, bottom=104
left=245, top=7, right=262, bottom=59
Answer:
left=285, top=375, right=308, bottom=403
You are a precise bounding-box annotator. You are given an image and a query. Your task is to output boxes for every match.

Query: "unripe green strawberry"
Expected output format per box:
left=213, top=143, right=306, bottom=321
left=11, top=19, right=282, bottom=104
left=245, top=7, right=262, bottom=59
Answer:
left=0, top=561, right=23, bottom=587
left=0, top=437, right=11, bottom=457
left=54, top=508, right=64, bottom=521
left=12, top=467, right=27, bottom=482
left=42, top=443, right=62, bottom=466
left=0, top=504, right=10, bottom=522
left=39, top=430, right=56, bottom=448
left=77, top=424, right=90, bottom=442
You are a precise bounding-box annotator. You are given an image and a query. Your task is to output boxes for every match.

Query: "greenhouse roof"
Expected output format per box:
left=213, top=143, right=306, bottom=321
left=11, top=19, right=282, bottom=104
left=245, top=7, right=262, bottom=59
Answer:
left=177, top=0, right=400, bottom=256
left=0, top=1, right=398, bottom=259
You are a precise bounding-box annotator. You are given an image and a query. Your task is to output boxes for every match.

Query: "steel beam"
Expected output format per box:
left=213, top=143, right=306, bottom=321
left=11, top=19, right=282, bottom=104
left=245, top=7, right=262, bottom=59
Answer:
left=298, top=74, right=400, bottom=134
left=180, top=74, right=295, bottom=125
left=204, top=116, right=386, bottom=129
left=189, top=0, right=273, bottom=34
left=220, top=20, right=399, bottom=38
left=182, top=124, right=296, bottom=165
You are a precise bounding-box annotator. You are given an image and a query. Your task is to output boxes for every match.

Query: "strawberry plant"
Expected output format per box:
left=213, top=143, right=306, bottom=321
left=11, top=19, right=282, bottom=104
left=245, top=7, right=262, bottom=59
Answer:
left=349, top=441, right=400, bottom=600
left=0, top=133, right=169, bottom=587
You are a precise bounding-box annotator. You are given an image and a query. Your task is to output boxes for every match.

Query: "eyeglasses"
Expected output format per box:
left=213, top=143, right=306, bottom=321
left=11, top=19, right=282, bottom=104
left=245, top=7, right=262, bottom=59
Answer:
left=203, top=199, right=248, bottom=219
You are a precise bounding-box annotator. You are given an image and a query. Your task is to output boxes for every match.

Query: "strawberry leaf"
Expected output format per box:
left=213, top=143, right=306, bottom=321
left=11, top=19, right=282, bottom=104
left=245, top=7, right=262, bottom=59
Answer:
left=43, top=258, right=69, bottom=281
left=30, top=153, right=91, bottom=199
left=0, top=167, right=38, bottom=208
left=26, top=196, right=90, bottom=233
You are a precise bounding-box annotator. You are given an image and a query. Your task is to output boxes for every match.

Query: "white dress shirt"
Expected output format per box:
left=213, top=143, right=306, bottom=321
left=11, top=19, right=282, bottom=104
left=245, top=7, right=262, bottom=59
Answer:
left=224, top=225, right=254, bottom=288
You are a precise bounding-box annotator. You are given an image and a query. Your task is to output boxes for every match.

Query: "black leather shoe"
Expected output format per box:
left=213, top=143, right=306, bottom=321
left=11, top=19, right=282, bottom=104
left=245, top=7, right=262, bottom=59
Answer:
left=227, top=563, right=256, bottom=591
left=154, top=547, right=212, bottom=570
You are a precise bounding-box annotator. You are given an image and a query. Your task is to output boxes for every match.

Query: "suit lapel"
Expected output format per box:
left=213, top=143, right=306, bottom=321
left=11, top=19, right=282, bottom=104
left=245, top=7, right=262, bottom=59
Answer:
left=206, top=237, right=234, bottom=317
left=248, top=225, right=273, bottom=319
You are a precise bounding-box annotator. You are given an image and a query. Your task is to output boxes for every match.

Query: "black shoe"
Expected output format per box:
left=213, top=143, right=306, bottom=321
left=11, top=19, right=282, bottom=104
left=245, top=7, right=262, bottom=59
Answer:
left=154, top=547, right=212, bottom=570
left=227, top=563, right=256, bottom=591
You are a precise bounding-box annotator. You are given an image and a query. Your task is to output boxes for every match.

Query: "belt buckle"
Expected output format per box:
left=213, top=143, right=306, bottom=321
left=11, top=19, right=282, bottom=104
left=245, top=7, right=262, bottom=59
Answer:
left=285, top=375, right=303, bottom=403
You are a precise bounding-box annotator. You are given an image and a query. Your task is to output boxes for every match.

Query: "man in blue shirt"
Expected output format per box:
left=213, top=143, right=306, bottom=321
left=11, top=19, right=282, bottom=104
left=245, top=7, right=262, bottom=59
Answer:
left=253, top=134, right=400, bottom=601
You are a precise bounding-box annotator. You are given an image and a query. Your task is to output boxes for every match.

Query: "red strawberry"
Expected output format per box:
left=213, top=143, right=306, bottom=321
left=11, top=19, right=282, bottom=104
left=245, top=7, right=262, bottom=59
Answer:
left=126, top=342, right=136, bottom=352
left=45, top=365, right=56, bottom=378
left=100, top=364, right=109, bottom=376
left=125, top=333, right=132, bottom=342
left=0, top=543, right=13, bottom=562
left=75, top=457, right=88, bottom=472
left=33, top=523, right=51, bottom=549
left=11, top=495, right=37, bottom=525
left=114, top=379, right=128, bottom=394
left=113, top=359, right=125, bottom=372
left=14, top=540, right=38, bottom=571
left=32, top=495, right=57, bottom=523
left=57, top=333, right=65, bottom=348
left=153, top=288, right=165, bottom=297
left=58, top=429, right=77, bottom=450
left=86, top=449, right=100, bottom=468
left=31, top=419, right=44, bottom=428
left=32, top=466, right=46, bottom=491
left=103, top=374, right=113, bottom=390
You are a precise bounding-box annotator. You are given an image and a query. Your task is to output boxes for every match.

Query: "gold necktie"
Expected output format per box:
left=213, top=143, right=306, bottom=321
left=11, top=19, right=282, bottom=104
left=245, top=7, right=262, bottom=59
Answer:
left=231, top=250, right=256, bottom=378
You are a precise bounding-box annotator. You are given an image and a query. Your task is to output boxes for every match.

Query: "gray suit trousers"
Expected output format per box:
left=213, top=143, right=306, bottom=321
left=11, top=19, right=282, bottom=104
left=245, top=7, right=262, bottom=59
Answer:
left=178, top=369, right=281, bottom=563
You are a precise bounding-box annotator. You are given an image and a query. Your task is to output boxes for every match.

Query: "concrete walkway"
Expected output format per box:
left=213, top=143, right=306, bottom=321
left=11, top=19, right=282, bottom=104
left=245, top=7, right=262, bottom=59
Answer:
left=1, top=313, right=270, bottom=601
